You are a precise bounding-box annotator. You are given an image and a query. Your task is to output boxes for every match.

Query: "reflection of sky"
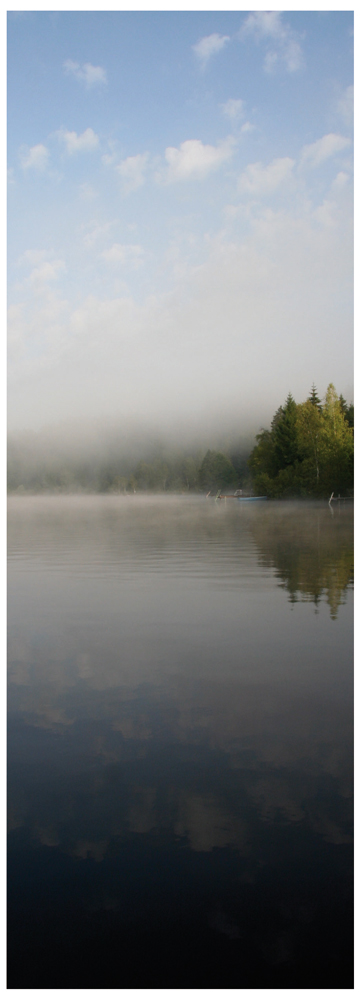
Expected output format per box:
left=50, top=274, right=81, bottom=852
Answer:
left=8, top=497, right=353, bottom=861
left=9, top=692, right=352, bottom=856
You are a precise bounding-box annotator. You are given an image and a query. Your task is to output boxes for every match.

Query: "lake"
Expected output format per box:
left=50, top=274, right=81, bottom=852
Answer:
left=7, top=495, right=353, bottom=988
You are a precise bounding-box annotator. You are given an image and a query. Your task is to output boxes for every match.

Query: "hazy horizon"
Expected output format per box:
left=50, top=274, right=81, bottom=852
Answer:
left=8, top=12, right=353, bottom=437
left=7, top=414, right=255, bottom=479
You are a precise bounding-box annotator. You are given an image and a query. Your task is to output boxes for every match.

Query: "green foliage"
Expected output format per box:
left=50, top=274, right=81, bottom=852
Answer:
left=7, top=383, right=353, bottom=499
left=296, top=400, right=322, bottom=487
left=308, top=383, right=322, bottom=410
left=249, top=471, right=276, bottom=498
left=273, top=393, right=300, bottom=469
left=318, top=384, right=354, bottom=494
left=344, top=403, right=354, bottom=428
left=199, top=450, right=237, bottom=491
left=7, top=439, right=244, bottom=494
left=248, top=383, right=353, bottom=498
left=248, top=430, right=276, bottom=479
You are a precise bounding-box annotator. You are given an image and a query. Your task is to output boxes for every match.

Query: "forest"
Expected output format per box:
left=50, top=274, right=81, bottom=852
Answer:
left=7, top=384, right=353, bottom=498
left=248, top=384, right=353, bottom=498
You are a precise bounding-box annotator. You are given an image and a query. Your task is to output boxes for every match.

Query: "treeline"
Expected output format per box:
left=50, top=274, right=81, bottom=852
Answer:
left=248, top=384, right=353, bottom=498
left=7, top=440, right=249, bottom=495
left=126, top=450, right=244, bottom=494
left=8, top=383, right=353, bottom=497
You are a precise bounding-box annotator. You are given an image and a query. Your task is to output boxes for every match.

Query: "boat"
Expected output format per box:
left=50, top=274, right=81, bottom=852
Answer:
left=236, top=495, right=267, bottom=502
left=213, top=490, right=267, bottom=501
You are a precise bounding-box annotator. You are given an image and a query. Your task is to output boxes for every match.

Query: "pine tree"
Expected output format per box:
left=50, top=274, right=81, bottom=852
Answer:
left=308, top=384, right=322, bottom=410
left=273, top=394, right=300, bottom=469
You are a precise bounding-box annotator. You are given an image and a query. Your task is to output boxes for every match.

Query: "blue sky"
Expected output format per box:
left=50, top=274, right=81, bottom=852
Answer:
left=7, top=11, right=353, bottom=436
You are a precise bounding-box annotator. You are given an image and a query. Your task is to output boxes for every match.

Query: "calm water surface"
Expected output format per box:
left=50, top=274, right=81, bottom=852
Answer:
left=7, top=495, right=353, bottom=987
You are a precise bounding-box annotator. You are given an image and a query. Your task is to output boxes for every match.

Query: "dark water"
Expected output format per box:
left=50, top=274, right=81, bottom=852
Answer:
left=7, top=496, right=353, bottom=988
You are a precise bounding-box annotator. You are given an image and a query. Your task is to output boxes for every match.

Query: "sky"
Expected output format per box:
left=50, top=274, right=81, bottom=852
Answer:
left=7, top=10, right=354, bottom=439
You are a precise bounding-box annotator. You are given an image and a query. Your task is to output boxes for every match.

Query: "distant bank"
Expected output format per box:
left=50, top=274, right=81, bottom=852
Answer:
left=7, top=384, right=353, bottom=500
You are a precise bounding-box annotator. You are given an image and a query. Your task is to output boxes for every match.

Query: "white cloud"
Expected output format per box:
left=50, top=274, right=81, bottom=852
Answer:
left=8, top=290, right=70, bottom=381
left=27, top=259, right=66, bottom=291
left=336, top=86, right=353, bottom=128
left=193, top=33, right=230, bottom=68
left=263, top=50, right=278, bottom=74
left=79, top=182, right=98, bottom=201
left=101, top=243, right=144, bottom=266
left=16, top=251, right=65, bottom=289
left=8, top=189, right=353, bottom=433
left=8, top=304, right=25, bottom=364
left=312, top=200, right=338, bottom=230
left=221, top=99, right=245, bottom=120
left=164, top=137, right=234, bottom=183
left=19, top=249, right=47, bottom=266
left=238, top=157, right=295, bottom=197
left=241, top=122, right=255, bottom=134
left=83, top=222, right=114, bottom=250
left=101, top=141, right=118, bottom=167
left=283, top=40, right=303, bottom=73
left=57, top=128, right=99, bottom=155
left=242, top=11, right=285, bottom=40
left=102, top=153, right=116, bottom=166
left=332, top=171, right=349, bottom=190
left=63, top=59, right=107, bottom=87
left=300, top=133, right=351, bottom=169
left=20, top=143, right=49, bottom=171
left=117, top=152, right=149, bottom=193
left=241, top=12, right=303, bottom=73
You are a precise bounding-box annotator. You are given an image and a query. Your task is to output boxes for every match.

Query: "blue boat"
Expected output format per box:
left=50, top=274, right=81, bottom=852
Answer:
left=214, top=491, right=268, bottom=501
left=237, top=495, right=267, bottom=502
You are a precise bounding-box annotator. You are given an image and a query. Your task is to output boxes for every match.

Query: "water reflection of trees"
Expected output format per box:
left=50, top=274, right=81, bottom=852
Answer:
left=8, top=499, right=353, bottom=872
left=8, top=498, right=353, bottom=621
left=249, top=505, right=353, bottom=618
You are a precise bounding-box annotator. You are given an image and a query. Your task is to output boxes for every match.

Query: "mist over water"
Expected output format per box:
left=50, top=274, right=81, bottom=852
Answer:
left=7, top=417, right=256, bottom=496
left=8, top=496, right=353, bottom=988
left=7, top=415, right=256, bottom=462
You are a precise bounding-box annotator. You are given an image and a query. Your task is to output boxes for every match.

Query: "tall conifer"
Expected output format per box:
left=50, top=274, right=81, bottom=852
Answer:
left=308, top=384, right=322, bottom=410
